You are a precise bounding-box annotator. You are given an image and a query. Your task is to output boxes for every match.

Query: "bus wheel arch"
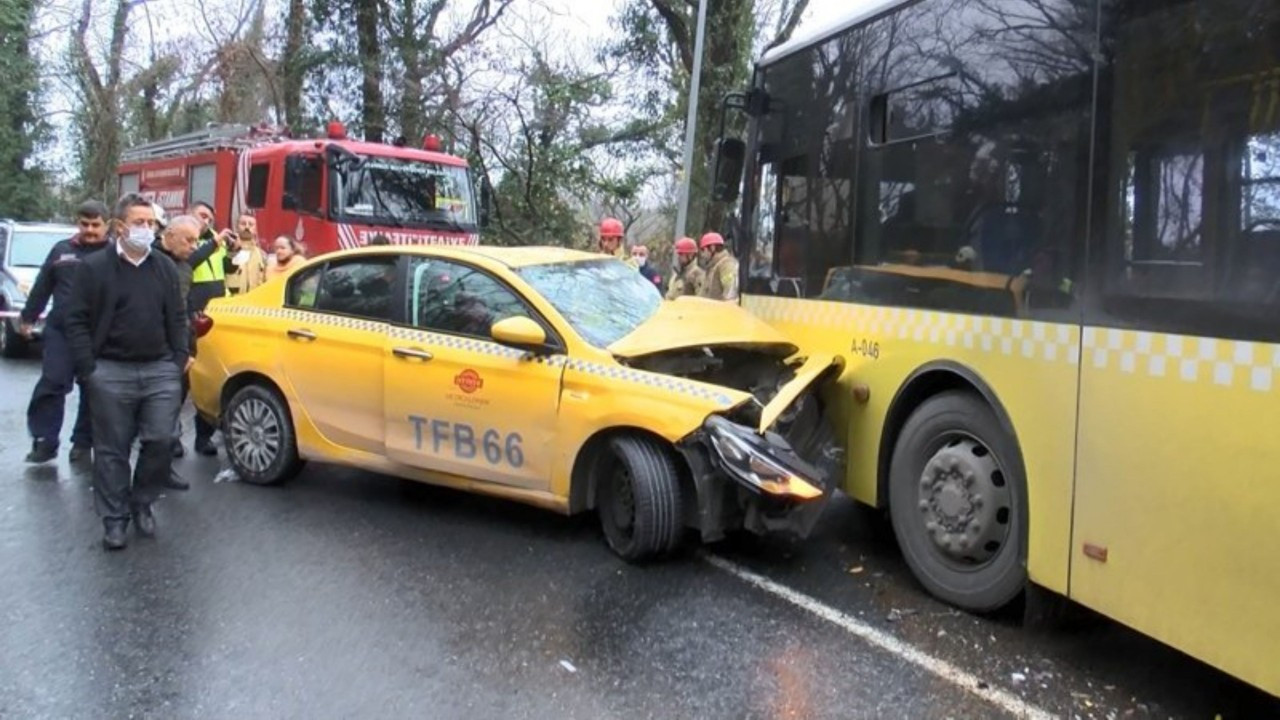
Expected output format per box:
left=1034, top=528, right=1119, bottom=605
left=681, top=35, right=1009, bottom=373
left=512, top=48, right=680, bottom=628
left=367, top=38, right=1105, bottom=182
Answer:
left=878, top=363, right=1031, bottom=611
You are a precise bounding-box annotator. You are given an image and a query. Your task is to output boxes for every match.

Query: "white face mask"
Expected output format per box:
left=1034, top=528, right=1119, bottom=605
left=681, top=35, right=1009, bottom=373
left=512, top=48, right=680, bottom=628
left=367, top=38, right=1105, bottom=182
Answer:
left=121, top=226, right=154, bottom=255
left=632, top=255, right=647, bottom=267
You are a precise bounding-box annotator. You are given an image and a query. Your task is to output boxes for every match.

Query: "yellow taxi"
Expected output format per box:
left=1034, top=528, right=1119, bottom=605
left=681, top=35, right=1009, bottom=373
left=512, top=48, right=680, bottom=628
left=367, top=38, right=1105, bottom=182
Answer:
left=190, top=245, right=844, bottom=559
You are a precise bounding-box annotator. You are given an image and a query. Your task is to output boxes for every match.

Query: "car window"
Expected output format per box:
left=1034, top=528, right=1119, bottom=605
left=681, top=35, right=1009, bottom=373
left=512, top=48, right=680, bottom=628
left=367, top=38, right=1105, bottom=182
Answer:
left=313, top=257, right=398, bottom=322
left=408, top=258, right=531, bottom=338
left=286, top=266, right=322, bottom=309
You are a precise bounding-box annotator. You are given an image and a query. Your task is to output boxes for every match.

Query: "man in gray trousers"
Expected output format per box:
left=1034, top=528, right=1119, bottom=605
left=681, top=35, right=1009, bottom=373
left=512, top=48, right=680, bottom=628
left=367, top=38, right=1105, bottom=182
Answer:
left=64, top=194, right=190, bottom=550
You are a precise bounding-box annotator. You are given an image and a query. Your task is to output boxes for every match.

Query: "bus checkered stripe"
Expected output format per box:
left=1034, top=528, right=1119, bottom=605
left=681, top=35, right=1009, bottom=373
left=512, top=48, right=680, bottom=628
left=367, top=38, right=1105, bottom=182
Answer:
left=217, top=307, right=734, bottom=405
left=744, top=296, right=1278, bottom=393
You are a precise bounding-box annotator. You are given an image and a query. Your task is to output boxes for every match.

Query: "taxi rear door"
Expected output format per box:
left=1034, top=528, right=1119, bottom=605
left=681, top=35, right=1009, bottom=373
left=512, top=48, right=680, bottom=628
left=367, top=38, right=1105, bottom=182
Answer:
left=383, top=257, right=563, bottom=491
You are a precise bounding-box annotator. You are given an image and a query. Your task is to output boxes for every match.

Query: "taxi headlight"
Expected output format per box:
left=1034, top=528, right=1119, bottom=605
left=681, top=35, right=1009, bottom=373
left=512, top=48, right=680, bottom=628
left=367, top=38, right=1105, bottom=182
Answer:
left=703, top=415, right=824, bottom=501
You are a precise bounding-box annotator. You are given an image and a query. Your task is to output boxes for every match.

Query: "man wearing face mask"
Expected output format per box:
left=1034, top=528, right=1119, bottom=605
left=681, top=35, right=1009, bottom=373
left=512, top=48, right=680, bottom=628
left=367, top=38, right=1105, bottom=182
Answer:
left=19, top=200, right=111, bottom=464
left=629, top=244, right=663, bottom=290
left=64, top=194, right=190, bottom=550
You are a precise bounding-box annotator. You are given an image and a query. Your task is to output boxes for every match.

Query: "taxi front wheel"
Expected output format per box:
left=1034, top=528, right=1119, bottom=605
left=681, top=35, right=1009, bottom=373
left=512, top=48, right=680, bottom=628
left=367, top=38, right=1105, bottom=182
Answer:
left=599, top=436, right=685, bottom=561
left=223, top=384, right=303, bottom=486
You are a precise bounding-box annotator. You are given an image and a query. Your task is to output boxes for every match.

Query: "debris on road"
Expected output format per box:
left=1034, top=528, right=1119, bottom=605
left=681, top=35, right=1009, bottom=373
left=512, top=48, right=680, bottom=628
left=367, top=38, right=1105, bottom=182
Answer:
left=886, top=608, right=918, bottom=623
left=559, top=659, right=577, bottom=674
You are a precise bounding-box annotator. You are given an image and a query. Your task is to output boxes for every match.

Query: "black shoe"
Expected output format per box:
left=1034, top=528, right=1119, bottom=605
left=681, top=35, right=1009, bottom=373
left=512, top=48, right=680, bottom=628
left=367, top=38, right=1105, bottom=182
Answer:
left=103, top=518, right=129, bottom=550
left=69, top=444, right=92, bottom=463
left=195, top=439, right=218, bottom=456
left=25, top=439, right=57, bottom=464
left=171, top=441, right=185, bottom=459
left=131, top=503, right=156, bottom=538
left=162, top=471, right=190, bottom=491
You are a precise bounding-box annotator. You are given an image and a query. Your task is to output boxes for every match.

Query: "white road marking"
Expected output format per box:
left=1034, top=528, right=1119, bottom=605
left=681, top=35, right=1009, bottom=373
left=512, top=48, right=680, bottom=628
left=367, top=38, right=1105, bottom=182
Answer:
left=703, top=554, right=1057, bottom=720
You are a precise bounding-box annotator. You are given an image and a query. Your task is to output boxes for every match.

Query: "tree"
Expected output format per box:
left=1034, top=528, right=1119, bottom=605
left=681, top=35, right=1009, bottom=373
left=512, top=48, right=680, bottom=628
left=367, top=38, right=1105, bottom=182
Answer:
left=70, top=0, right=134, bottom=202
left=611, top=0, right=810, bottom=232
left=0, top=0, right=55, bottom=218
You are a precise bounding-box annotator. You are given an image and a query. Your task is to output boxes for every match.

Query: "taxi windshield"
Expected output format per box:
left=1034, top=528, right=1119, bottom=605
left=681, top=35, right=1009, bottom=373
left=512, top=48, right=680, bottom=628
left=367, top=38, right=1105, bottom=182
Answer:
left=516, top=259, right=661, bottom=347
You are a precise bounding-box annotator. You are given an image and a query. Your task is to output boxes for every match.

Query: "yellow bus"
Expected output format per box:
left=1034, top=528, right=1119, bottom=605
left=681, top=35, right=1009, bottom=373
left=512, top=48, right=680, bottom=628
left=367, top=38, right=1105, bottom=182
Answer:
left=713, top=0, right=1279, bottom=696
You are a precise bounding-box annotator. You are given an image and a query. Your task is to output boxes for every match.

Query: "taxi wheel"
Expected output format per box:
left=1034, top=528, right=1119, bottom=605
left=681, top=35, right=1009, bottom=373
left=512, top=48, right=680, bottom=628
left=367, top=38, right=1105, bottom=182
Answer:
left=889, top=391, right=1027, bottom=612
left=223, top=384, right=302, bottom=486
left=599, top=435, right=684, bottom=561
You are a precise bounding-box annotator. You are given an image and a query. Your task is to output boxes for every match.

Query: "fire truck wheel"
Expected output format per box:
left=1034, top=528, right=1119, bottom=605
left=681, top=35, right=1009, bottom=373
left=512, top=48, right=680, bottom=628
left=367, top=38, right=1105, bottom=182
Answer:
left=599, top=435, right=685, bottom=561
left=889, top=390, right=1027, bottom=612
left=223, top=384, right=303, bottom=486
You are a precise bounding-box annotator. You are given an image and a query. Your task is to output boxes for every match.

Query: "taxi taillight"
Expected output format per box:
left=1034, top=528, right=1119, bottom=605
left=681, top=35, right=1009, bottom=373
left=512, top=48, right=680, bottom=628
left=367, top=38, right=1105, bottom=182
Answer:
left=194, top=313, right=214, bottom=338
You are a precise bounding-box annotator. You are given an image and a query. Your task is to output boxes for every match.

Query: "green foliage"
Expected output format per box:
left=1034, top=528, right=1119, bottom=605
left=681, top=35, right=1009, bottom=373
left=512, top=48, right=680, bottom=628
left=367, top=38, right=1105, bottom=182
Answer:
left=0, top=0, right=55, bottom=219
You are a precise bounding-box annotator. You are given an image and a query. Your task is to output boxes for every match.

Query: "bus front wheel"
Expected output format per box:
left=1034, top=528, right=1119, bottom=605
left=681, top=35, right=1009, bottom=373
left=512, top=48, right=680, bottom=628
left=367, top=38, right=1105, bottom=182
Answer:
left=889, top=391, right=1026, bottom=612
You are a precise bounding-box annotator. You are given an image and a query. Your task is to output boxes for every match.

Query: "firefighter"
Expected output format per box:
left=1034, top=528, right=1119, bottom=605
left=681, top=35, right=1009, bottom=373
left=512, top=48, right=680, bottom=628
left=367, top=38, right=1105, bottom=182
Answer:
left=185, top=201, right=229, bottom=455
left=698, top=232, right=740, bottom=302
left=597, top=217, right=637, bottom=268
left=665, top=236, right=705, bottom=300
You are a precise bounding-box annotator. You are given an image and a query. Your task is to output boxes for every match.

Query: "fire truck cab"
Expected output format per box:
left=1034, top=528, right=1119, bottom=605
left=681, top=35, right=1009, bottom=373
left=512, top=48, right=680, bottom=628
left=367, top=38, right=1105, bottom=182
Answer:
left=117, top=123, right=488, bottom=255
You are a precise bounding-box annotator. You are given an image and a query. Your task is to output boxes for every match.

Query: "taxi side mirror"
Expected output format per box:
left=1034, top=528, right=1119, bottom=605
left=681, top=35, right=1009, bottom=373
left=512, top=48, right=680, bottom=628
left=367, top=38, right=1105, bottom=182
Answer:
left=491, top=316, right=548, bottom=352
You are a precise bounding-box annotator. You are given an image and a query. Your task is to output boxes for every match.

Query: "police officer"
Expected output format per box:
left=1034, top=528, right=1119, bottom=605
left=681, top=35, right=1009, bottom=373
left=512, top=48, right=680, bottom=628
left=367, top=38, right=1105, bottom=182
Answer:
left=598, top=217, right=637, bottom=268
left=665, top=237, right=705, bottom=300
left=20, top=200, right=112, bottom=463
left=185, top=201, right=228, bottom=455
left=698, top=232, right=740, bottom=302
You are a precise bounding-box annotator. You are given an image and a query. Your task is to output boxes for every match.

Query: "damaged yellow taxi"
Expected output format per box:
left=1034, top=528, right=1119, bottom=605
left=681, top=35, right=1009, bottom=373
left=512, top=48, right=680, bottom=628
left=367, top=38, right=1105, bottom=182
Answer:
left=190, top=245, right=843, bottom=559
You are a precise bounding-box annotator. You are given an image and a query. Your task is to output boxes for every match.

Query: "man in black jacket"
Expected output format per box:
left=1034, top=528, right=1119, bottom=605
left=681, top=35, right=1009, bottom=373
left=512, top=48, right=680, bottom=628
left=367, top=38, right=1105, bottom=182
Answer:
left=65, top=194, right=190, bottom=550
left=20, top=200, right=111, bottom=463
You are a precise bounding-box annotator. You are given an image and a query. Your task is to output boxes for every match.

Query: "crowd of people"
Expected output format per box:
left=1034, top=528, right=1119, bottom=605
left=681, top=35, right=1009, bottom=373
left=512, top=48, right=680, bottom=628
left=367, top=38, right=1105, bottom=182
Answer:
left=18, top=196, right=307, bottom=549
left=17, top=205, right=739, bottom=551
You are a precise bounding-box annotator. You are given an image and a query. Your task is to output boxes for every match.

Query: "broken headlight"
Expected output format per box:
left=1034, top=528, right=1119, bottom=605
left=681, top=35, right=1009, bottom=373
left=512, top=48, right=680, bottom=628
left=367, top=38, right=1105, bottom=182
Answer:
left=703, top=415, right=825, bottom=501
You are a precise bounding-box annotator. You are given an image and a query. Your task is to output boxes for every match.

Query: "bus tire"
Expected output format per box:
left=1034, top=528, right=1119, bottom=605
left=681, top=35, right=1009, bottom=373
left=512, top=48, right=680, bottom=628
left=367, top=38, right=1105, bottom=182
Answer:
left=598, top=435, right=684, bottom=561
left=889, top=390, right=1026, bottom=612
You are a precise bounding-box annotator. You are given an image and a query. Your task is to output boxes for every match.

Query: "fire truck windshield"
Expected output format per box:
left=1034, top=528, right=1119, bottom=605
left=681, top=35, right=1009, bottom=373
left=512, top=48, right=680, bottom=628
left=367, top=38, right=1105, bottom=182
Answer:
left=332, top=156, right=476, bottom=229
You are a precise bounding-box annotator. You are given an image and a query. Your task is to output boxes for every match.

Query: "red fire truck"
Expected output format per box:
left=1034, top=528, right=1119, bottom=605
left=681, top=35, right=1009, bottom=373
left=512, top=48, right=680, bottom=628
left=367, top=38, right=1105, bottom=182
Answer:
left=117, top=122, right=488, bottom=254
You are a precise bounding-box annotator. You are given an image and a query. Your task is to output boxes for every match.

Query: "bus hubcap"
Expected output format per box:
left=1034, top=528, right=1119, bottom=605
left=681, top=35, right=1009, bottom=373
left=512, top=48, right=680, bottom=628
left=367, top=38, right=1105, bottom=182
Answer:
left=917, top=437, right=1011, bottom=566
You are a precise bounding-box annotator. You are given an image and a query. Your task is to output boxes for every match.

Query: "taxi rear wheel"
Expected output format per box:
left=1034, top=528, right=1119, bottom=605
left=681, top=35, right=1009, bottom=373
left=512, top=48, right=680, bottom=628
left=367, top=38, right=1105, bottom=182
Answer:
left=599, top=435, right=684, bottom=561
left=223, top=384, right=302, bottom=486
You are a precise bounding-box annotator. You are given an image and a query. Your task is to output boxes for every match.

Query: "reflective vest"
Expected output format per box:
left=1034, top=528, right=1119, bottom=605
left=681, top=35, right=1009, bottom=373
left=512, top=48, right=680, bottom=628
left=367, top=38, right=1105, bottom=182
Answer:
left=192, top=241, right=227, bottom=284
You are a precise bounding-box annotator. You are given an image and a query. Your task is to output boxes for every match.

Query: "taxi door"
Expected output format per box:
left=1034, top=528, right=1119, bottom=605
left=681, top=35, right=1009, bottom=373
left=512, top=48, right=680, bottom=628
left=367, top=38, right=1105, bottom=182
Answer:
left=384, top=257, right=563, bottom=491
left=278, top=255, right=398, bottom=456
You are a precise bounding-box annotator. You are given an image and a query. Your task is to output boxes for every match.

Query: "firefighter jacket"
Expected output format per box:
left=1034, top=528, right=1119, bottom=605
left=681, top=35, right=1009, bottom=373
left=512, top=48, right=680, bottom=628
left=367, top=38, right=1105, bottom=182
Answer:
left=700, top=251, right=740, bottom=301
left=665, top=260, right=706, bottom=300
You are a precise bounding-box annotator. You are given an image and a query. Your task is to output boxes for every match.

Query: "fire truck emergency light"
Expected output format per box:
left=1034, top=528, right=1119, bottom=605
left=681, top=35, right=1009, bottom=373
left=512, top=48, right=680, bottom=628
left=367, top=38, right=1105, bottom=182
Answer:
left=326, top=121, right=347, bottom=140
left=423, top=134, right=442, bottom=152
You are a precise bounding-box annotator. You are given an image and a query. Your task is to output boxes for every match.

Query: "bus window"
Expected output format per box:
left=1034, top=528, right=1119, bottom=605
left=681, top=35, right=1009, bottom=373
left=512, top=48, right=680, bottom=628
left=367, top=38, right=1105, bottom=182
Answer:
left=1096, top=0, right=1280, bottom=342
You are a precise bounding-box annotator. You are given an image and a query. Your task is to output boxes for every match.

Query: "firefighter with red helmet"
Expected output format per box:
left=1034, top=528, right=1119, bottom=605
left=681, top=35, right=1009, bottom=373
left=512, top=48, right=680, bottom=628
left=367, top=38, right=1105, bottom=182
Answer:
left=665, top=236, right=705, bottom=300
left=698, top=232, right=739, bottom=301
left=597, top=217, right=637, bottom=268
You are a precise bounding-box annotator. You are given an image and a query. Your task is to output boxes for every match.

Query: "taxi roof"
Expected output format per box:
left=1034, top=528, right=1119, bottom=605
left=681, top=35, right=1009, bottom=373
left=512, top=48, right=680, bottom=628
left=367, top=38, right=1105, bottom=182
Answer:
left=340, top=244, right=602, bottom=269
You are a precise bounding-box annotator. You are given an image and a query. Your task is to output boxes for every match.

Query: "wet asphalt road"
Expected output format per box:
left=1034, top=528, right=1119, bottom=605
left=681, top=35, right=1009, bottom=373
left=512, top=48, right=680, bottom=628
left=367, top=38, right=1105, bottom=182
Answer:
left=1, top=353, right=1276, bottom=719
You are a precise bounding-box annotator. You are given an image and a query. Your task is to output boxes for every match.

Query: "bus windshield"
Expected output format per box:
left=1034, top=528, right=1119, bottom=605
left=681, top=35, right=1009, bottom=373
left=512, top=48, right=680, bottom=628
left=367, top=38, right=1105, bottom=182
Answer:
left=332, top=157, right=476, bottom=229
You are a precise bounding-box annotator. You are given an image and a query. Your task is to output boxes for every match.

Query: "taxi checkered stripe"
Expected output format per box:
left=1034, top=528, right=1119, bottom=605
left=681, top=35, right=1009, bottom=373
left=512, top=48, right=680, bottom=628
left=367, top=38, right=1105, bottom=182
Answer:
left=218, top=306, right=736, bottom=406
left=745, top=296, right=1280, bottom=393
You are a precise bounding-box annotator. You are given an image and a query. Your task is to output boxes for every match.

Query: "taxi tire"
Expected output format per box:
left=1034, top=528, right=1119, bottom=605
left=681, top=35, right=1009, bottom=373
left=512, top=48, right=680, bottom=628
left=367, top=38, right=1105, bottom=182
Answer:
left=888, top=391, right=1027, bottom=613
left=599, top=436, right=684, bottom=561
left=223, top=384, right=303, bottom=486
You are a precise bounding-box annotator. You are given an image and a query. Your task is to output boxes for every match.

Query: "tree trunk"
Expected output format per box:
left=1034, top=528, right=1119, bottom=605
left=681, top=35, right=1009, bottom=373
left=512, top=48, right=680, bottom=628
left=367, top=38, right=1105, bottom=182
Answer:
left=282, top=0, right=306, bottom=130
left=355, top=0, right=385, bottom=143
left=74, top=0, right=133, bottom=201
left=398, top=0, right=424, bottom=144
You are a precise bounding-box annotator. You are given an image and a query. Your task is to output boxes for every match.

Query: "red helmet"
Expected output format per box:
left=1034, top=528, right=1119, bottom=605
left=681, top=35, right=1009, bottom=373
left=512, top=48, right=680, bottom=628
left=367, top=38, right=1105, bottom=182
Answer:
left=699, top=232, right=725, bottom=250
left=599, top=217, right=624, bottom=238
left=674, top=237, right=697, bottom=254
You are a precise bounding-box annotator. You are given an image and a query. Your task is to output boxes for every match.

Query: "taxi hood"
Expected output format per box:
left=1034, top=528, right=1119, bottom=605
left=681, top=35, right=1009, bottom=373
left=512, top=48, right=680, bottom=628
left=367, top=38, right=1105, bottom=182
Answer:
left=612, top=297, right=840, bottom=434
left=607, top=296, right=798, bottom=359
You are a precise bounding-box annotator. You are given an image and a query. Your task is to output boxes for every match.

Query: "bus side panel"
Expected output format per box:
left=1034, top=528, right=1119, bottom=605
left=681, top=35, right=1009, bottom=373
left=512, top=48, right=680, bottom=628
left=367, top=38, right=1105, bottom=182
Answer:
left=1072, top=331, right=1280, bottom=695
left=746, top=296, right=1079, bottom=596
left=1071, top=0, right=1280, bottom=695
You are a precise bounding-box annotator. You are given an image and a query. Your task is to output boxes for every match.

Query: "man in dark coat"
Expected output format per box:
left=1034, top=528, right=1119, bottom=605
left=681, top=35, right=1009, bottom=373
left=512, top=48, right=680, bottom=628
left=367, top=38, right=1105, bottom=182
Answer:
left=20, top=200, right=111, bottom=463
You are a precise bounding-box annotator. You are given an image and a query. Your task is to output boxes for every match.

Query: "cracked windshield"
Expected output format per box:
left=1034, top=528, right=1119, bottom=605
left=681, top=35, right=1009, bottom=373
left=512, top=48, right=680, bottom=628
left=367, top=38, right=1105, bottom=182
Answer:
left=516, top=259, right=662, bottom=347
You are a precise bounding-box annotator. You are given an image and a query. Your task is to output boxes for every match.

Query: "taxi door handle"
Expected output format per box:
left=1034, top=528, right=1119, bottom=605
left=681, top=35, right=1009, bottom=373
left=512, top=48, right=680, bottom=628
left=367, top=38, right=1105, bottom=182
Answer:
left=287, top=328, right=317, bottom=342
left=392, top=347, right=434, bottom=362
